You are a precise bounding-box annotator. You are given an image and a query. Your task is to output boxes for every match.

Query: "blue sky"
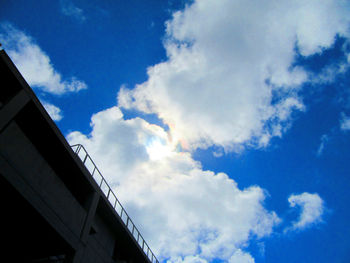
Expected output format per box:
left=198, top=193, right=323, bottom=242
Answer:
left=1, top=1, right=350, bottom=262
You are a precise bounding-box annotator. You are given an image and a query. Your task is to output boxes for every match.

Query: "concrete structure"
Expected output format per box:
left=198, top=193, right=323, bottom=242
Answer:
left=0, top=50, right=158, bottom=263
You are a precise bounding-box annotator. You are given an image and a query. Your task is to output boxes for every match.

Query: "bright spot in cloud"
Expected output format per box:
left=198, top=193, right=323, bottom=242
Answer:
left=146, top=138, right=173, bottom=161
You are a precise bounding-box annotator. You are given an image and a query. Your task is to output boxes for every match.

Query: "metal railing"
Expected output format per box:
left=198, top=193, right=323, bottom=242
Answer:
left=71, top=144, right=159, bottom=263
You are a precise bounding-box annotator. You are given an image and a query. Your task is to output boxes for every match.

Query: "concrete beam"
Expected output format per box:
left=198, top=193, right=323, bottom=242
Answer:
left=0, top=89, right=30, bottom=131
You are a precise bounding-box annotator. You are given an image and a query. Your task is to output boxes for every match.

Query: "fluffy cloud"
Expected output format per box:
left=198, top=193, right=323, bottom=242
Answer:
left=118, top=0, right=350, bottom=152
left=286, top=193, right=324, bottom=231
left=228, top=250, right=255, bottom=263
left=41, top=101, right=63, bottom=121
left=67, top=106, right=281, bottom=262
left=0, top=23, right=87, bottom=95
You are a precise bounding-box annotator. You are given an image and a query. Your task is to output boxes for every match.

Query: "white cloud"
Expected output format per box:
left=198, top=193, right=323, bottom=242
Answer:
left=286, top=193, right=324, bottom=231
left=0, top=23, right=87, bottom=95
left=41, top=101, right=63, bottom=121
left=118, top=0, right=350, bottom=152
left=60, top=0, right=86, bottom=22
left=66, top=106, right=281, bottom=262
left=340, top=113, right=350, bottom=131
left=228, top=249, right=255, bottom=263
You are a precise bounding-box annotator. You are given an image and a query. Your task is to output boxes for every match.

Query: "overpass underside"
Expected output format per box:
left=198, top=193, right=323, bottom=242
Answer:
left=0, top=50, right=156, bottom=263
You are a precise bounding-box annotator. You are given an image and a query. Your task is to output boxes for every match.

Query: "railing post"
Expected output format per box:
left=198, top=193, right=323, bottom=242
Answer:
left=75, top=144, right=81, bottom=154
left=83, top=153, right=88, bottom=164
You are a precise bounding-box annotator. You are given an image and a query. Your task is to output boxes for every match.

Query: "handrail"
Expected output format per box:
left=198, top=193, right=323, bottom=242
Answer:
left=71, top=144, right=159, bottom=263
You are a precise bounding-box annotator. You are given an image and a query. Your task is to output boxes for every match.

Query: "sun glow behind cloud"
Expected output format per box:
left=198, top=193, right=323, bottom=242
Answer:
left=146, top=138, right=173, bottom=161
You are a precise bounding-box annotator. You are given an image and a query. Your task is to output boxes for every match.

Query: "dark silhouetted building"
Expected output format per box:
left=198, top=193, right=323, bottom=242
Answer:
left=0, top=50, right=158, bottom=263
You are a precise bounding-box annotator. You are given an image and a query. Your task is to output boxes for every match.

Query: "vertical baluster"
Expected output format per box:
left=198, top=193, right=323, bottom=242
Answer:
left=76, top=144, right=81, bottom=154
left=83, top=153, right=88, bottom=163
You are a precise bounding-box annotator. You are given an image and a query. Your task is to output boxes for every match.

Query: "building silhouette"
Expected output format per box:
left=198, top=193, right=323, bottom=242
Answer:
left=0, top=50, right=158, bottom=263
